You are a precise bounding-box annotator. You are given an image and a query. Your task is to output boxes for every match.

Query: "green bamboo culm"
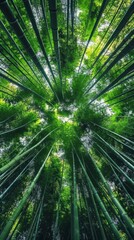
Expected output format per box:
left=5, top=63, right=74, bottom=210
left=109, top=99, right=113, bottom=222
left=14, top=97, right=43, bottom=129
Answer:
left=48, top=0, right=63, bottom=94
left=71, top=151, right=80, bottom=240
left=0, top=128, right=56, bottom=174
left=0, top=0, right=59, bottom=100
left=74, top=150, right=122, bottom=240
left=0, top=147, right=53, bottom=240
left=87, top=152, right=134, bottom=237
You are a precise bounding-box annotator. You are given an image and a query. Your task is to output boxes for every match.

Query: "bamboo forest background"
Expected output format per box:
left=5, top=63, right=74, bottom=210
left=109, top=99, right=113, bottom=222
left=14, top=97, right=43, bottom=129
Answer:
left=0, top=0, right=134, bottom=239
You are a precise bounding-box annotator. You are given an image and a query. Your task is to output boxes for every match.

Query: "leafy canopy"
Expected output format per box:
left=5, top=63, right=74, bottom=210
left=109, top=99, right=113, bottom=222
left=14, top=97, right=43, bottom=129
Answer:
left=0, top=0, right=134, bottom=239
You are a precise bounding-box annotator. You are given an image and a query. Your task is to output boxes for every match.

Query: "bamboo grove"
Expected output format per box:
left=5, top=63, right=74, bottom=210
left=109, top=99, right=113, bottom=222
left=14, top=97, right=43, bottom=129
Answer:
left=0, top=0, right=134, bottom=239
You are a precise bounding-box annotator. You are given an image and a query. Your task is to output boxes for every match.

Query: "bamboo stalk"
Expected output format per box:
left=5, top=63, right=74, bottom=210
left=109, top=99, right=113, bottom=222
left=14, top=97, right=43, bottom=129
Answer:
left=0, top=147, right=53, bottom=240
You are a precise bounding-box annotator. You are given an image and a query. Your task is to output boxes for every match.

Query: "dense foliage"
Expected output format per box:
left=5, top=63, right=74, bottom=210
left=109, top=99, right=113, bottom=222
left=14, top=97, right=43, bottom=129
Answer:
left=0, top=0, right=134, bottom=239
